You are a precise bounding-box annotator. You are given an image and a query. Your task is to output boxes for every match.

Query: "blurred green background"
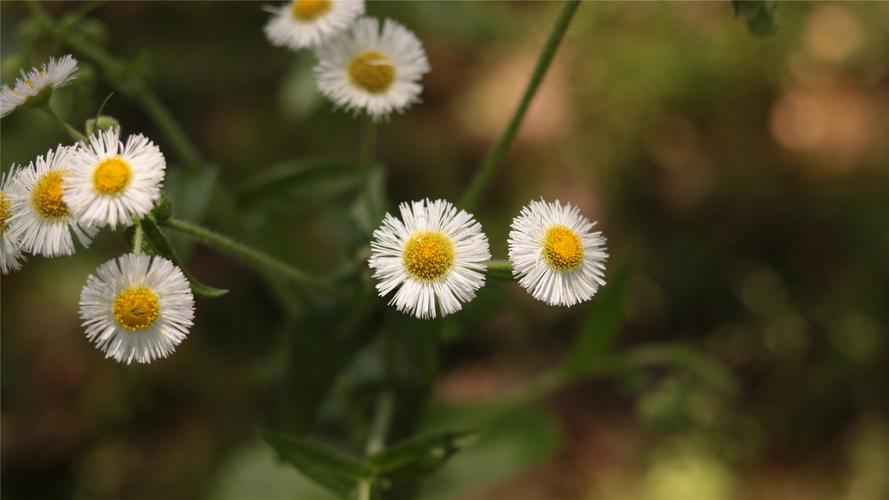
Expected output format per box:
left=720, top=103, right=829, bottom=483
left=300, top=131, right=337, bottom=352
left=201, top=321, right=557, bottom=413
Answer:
left=2, top=1, right=888, bottom=499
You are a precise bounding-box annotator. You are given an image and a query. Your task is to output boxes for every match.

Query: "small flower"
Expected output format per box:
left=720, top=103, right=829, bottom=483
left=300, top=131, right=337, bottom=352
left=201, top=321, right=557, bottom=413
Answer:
left=508, top=199, right=608, bottom=307
left=7, top=145, right=96, bottom=257
left=264, top=0, right=365, bottom=50
left=315, top=17, right=429, bottom=121
left=1, top=167, right=26, bottom=274
left=79, top=253, right=195, bottom=364
left=65, top=129, right=166, bottom=229
left=1, top=55, right=78, bottom=118
left=369, top=199, right=490, bottom=319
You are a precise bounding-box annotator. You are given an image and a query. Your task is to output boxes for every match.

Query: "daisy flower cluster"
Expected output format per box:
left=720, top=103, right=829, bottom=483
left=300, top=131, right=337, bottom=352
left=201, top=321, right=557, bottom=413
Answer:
left=2, top=57, right=195, bottom=364
left=264, top=0, right=430, bottom=121
left=368, top=198, right=608, bottom=319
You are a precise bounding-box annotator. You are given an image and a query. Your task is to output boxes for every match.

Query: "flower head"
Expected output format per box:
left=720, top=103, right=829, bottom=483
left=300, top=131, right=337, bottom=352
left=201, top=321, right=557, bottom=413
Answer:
left=1, top=167, right=26, bottom=273
left=508, top=199, right=608, bottom=306
left=315, top=17, right=429, bottom=121
left=265, top=0, right=365, bottom=50
left=7, top=145, right=96, bottom=257
left=79, top=253, right=195, bottom=364
left=369, top=199, right=490, bottom=319
left=1, top=55, right=78, bottom=118
left=66, top=129, right=166, bottom=229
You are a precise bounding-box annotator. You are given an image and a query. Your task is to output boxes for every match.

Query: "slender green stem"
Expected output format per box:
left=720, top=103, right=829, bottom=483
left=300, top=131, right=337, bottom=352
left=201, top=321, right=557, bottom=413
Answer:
left=365, top=390, right=394, bottom=456
left=460, top=0, right=580, bottom=210
left=357, top=117, right=382, bottom=224
left=39, top=104, right=86, bottom=142
left=356, top=480, right=372, bottom=500
left=26, top=0, right=205, bottom=169
left=132, top=224, right=144, bottom=254
left=161, top=218, right=340, bottom=296
left=486, top=259, right=514, bottom=280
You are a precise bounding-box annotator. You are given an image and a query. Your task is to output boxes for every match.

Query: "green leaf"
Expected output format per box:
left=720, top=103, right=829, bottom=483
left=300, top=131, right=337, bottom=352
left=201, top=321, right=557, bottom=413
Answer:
left=746, top=2, right=777, bottom=37
left=151, top=193, right=172, bottom=222
left=368, top=428, right=482, bottom=480
left=260, top=429, right=373, bottom=498
left=236, top=159, right=362, bottom=206
left=560, top=267, right=629, bottom=379
left=138, top=216, right=228, bottom=297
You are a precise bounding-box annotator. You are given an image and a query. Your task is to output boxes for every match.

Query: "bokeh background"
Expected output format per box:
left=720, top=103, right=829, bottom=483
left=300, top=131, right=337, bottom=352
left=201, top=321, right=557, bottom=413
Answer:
left=2, top=1, right=889, bottom=499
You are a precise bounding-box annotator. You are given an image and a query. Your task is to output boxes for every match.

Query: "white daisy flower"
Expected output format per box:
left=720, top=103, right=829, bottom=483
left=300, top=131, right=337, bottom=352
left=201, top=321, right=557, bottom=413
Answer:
left=315, top=17, right=430, bottom=121
left=508, top=199, right=608, bottom=307
left=7, top=145, right=96, bottom=257
left=1, top=54, right=78, bottom=118
left=65, top=128, right=166, bottom=229
left=368, top=199, right=490, bottom=319
left=1, top=167, right=26, bottom=274
left=79, top=253, right=195, bottom=364
left=264, top=0, right=365, bottom=50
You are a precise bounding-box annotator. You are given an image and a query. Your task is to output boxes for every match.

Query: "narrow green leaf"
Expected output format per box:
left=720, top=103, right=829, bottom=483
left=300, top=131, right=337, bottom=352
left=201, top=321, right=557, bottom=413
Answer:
left=139, top=216, right=228, bottom=297
left=560, top=267, right=629, bottom=379
left=260, top=429, right=373, bottom=498
left=367, top=428, right=482, bottom=479
left=236, top=159, right=361, bottom=206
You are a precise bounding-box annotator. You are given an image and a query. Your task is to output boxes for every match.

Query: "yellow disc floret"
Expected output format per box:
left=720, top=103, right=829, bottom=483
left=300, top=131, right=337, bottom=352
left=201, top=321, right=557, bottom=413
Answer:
left=290, top=0, right=331, bottom=21
left=113, top=285, right=161, bottom=331
left=0, top=192, right=10, bottom=232
left=348, top=51, right=396, bottom=94
left=93, top=157, right=132, bottom=195
left=543, top=225, right=584, bottom=271
left=403, top=231, right=455, bottom=282
left=31, top=170, right=69, bottom=219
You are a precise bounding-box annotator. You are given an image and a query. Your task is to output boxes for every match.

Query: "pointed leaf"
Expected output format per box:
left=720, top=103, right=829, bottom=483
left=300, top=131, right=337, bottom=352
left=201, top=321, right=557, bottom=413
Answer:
left=260, top=429, right=373, bottom=498
left=367, top=428, right=482, bottom=479
left=139, top=215, right=228, bottom=297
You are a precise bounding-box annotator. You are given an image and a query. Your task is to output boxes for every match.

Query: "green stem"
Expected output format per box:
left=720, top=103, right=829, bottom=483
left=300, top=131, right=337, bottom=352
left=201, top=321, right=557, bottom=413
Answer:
left=357, top=117, right=382, bottom=224
left=39, top=104, right=86, bottom=142
left=132, top=223, right=144, bottom=254
left=486, top=259, right=514, bottom=280
left=459, top=0, right=580, bottom=210
left=26, top=0, right=205, bottom=169
left=365, top=390, right=394, bottom=455
left=161, top=218, right=340, bottom=296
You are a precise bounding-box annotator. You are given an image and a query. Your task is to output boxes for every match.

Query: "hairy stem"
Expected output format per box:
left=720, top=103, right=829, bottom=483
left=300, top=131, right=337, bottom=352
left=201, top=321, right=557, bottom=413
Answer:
left=161, top=218, right=340, bottom=296
left=39, top=104, right=86, bottom=142
left=460, top=0, right=580, bottom=210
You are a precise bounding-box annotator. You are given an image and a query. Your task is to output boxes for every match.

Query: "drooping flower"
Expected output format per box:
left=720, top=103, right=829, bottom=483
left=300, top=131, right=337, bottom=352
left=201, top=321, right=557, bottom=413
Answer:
left=315, top=17, right=429, bottom=121
left=7, top=145, right=96, bottom=257
left=0, top=55, right=78, bottom=118
left=1, top=167, right=26, bottom=274
left=79, top=253, right=195, bottom=364
left=66, top=129, right=165, bottom=229
left=508, top=199, right=608, bottom=306
left=265, top=0, right=365, bottom=50
left=369, top=199, right=490, bottom=319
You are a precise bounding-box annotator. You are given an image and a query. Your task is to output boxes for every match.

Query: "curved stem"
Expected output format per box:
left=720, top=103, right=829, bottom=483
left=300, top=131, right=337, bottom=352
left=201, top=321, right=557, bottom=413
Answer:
left=161, top=218, right=341, bottom=296
left=460, top=0, right=580, bottom=210
left=486, top=259, right=513, bottom=280
left=39, top=104, right=86, bottom=142
left=132, top=224, right=144, bottom=254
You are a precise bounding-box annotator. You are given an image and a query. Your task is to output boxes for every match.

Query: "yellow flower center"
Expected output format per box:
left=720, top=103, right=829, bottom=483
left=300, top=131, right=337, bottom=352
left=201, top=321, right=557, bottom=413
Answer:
left=403, top=231, right=455, bottom=282
left=113, top=285, right=161, bottom=331
left=31, top=170, right=69, bottom=219
left=0, top=192, right=10, bottom=233
left=93, top=157, right=132, bottom=195
left=290, top=0, right=331, bottom=21
left=348, top=51, right=396, bottom=94
left=543, top=225, right=584, bottom=271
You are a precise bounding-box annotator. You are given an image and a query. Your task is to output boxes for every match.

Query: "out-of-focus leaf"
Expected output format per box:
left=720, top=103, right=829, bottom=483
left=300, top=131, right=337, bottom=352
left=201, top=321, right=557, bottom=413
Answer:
left=260, top=430, right=372, bottom=498
left=283, top=286, right=382, bottom=433
left=165, top=166, right=218, bottom=257
left=139, top=215, right=228, bottom=297
left=730, top=0, right=777, bottom=37
left=151, top=193, right=172, bottom=222
left=560, top=267, right=629, bottom=379
left=368, top=428, right=482, bottom=479
left=624, top=344, right=739, bottom=395
left=351, top=165, right=387, bottom=236
left=236, top=158, right=361, bottom=206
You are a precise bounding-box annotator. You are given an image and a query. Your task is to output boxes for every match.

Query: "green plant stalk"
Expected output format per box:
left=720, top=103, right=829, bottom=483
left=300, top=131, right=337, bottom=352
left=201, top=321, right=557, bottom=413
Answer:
left=39, top=103, right=86, bottom=142
left=460, top=0, right=580, bottom=210
left=25, top=0, right=204, bottom=169
left=132, top=223, right=144, bottom=254
left=161, top=218, right=340, bottom=296
left=357, top=117, right=382, bottom=224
